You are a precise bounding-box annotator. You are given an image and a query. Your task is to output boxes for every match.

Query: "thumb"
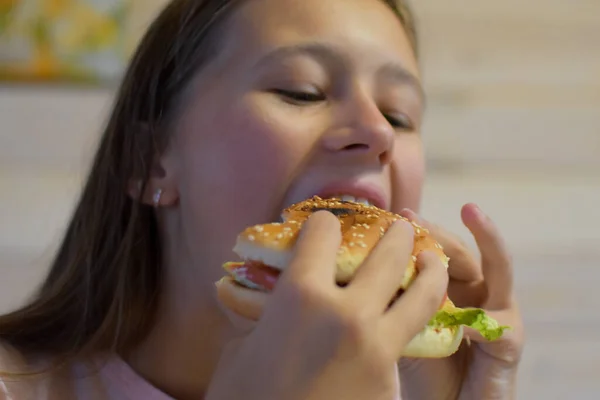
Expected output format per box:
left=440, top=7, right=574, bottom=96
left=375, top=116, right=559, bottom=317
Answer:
left=462, top=308, right=524, bottom=366
left=216, top=276, right=268, bottom=321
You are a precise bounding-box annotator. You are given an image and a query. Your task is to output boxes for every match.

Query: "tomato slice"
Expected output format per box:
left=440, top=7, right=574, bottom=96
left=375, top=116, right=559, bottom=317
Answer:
left=223, top=261, right=281, bottom=291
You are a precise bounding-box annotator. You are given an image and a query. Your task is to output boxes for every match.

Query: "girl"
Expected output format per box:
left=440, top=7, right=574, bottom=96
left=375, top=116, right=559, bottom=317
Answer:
left=0, top=0, right=523, bottom=398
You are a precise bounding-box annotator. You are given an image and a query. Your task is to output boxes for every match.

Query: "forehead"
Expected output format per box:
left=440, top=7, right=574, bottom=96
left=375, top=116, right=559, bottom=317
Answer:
left=219, top=0, right=419, bottom=76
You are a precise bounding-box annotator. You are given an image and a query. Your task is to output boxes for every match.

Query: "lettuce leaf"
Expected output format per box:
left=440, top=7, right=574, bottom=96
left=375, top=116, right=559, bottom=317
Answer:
left=429, top=307, right=510, bottom=341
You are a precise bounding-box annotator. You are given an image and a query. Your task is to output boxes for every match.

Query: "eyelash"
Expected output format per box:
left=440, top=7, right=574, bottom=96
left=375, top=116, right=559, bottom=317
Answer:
left=273, top=89, right=414, bottom=131
left=384, top=114, right=413, bottom=131
left=272, top=89, right=325, bottom=104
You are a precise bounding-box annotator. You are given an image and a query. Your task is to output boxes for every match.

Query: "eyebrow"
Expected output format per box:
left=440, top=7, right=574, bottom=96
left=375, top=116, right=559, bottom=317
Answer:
left=378, top=62, right=426, bottom=105
left=253, top=42, right=425, bottom=103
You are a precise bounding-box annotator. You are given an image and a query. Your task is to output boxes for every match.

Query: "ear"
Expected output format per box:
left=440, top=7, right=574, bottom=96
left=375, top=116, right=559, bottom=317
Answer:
left=128, top=148, right=180, bottom=208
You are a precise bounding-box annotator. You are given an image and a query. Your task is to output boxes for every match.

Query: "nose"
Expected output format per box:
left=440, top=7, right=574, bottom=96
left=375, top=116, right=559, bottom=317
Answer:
left=321, top=88, right=395, bottom=165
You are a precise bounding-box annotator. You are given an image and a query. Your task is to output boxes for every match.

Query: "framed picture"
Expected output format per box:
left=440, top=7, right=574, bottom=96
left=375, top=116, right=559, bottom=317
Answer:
left=0, top=0, right=137, bottom=84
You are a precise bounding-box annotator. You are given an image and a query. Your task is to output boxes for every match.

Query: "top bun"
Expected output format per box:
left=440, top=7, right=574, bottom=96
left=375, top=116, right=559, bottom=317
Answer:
left=233, top=196, right=449, bottom=285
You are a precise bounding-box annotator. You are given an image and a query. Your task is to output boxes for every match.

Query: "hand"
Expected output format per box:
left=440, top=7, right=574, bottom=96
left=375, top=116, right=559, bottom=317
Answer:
left=207, top=211, right=449, bottom=400
left=397, top=204, right=525, bottom=400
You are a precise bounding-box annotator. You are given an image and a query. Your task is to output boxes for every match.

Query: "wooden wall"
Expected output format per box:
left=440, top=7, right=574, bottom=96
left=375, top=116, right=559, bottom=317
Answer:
left=2, top=0, right=598, bottom=172
left=413, top=0, right=600, bottom=171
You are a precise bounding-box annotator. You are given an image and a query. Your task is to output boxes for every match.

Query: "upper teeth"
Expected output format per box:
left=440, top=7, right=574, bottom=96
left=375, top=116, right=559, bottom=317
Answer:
left=333, top=195, right=373, bottom=206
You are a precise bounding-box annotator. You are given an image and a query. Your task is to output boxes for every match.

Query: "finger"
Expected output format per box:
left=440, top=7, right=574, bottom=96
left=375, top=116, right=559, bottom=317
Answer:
left=461, top=204, right=513, bottom=310
left=400, top=208, right=482, bottom=282
left=380, top=251, right=448, bottom=357
left=462, top=308, right=519, bottom=344
left=463, top=306, right=525, bottom=365
left=446, top=279, right=487, bottom=308
left=216, top=276, right=267, bottom=321
left=349, top=219, right=414, bottom=312
left=283, top=210, right=341, bottom=287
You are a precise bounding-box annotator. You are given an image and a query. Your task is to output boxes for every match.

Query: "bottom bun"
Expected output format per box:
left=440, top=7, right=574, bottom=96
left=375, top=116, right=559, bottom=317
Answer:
left=401, top=325, right=464, bottom=358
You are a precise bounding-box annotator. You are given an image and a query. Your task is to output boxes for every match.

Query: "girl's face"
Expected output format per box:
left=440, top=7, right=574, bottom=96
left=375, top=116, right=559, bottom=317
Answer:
left=157, top=0, right=425, bottom=288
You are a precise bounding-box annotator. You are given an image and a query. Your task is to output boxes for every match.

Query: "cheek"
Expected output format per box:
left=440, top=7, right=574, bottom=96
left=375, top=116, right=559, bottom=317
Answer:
left=390, top=137, right=425, bottom=213
left=176, top=97, right=316, bottom=237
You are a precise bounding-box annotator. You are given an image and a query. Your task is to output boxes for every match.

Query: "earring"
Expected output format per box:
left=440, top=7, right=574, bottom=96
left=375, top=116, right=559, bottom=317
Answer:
left=152, top=189, right=163, bottom=208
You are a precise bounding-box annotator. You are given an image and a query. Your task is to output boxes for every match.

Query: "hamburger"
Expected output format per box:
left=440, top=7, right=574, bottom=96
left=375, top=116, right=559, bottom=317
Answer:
left=222, top=196, right=508, bottom=358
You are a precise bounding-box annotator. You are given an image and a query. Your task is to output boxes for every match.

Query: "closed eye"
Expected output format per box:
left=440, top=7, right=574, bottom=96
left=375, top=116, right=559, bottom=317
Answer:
left=271, top=89, right=325, bottom=105
left=384, top=113, right=414, bottom=131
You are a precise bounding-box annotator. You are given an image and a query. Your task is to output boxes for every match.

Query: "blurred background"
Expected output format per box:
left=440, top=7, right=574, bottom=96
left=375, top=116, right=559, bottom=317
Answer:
left=0, top=0, right=599, bottom=397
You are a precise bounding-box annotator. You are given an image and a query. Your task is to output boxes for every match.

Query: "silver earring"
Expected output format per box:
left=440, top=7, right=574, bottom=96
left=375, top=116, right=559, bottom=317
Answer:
left=152, top=189, right=163, bottom=208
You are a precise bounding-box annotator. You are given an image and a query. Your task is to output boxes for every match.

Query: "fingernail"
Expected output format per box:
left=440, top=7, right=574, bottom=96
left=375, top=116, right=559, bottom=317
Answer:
left=215, top=276, right=228, bottom=288
left=473, top=204, right=488, bottom=221
left=394, top=218, right=414, bottom=234
left=400, top=208, right=419, bottom=221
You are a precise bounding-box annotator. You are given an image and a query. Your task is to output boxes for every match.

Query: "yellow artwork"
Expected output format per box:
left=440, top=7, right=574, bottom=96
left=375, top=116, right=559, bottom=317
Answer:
left=0, top=0, right=134, bottom=83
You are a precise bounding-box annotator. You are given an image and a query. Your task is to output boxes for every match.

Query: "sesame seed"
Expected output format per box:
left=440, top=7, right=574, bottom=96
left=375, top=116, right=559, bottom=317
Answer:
left=248, top=235, right=255, bottom=241
left=358, top=242, right=367, bottom=248
left=349, top=242, right=356, bottom=247
left=253, top=226, right=264, bottom=232
left=357, top=233, right=365, bottom=238
left=283, top=227, right=292, bottom=231
left=263, top=232, right=270, bottom=237
left=276, top=233, right=283, bottom=239
left=412, top=256, right=417, bottom=263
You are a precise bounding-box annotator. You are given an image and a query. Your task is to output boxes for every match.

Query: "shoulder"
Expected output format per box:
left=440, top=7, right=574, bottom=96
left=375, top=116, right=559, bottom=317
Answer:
left=0, top=341, right=30, bottom=371
left=0, top=341, right=76, bottom=399
left=0, top=345, right=167, bottom=400
left=0, top=341, right=35, bottom=399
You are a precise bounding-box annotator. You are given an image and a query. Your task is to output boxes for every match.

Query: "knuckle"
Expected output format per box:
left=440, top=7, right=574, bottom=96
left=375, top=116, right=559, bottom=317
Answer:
left=362, top=349, right=393, bottom=379
left=279, top=277, right=326, bottom=309
left=494, top=333, right=525, bottom=365
left=340, top=310, right=369, bottom=338
left=332, top=309, right=375, bottom=350
left=422, top=288, right=444, bottom=313
left=369, top=338, right=395, bottom=364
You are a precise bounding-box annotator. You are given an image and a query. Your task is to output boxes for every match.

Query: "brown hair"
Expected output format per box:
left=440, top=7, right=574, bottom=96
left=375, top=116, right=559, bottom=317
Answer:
left=0, top=0, right=418, bottom=372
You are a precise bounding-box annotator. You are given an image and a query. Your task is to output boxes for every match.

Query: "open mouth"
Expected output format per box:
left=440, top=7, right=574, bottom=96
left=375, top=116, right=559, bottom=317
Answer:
left=324, top=194, right=376, bottom=207
left=277, top=192, right=385, bottom=223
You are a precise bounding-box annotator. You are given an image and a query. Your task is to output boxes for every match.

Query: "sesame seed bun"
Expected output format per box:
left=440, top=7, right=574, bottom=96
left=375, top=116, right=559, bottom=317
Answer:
left=232, top=196, right=448, bottom=286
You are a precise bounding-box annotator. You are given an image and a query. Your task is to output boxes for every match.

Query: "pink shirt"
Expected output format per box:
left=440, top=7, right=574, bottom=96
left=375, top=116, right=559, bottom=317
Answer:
left=0, top=343, right=401, bottom=399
